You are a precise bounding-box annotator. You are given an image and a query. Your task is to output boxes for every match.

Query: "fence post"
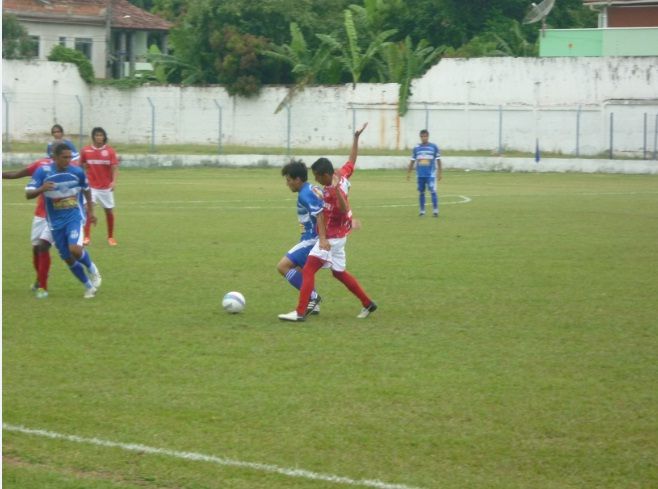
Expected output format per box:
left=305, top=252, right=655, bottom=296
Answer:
left=2, top=93, right=10, bottom=151
left=424, top=103, right=429, bottom=131
left=498, top=105, right=503, bottom=155
left=643, top=112, right=647, bottom=160
left=286, top=102, right=291, bottom=156
left=75, top=95, right=84, bottom=150
left=214, top=100, right=223, bottom=155
left=609, top=112, right=614, bottom=160
left=576, top=106, right=581, bottom=157
left=147, top=97, right=155, bottom=153
left=653, top=114, right=658, bottom=160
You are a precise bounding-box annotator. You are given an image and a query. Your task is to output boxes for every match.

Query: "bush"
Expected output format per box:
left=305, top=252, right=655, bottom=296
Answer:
left=2, top=14, right=37, bottom=59
left=48, top=45, right=95, bottom=83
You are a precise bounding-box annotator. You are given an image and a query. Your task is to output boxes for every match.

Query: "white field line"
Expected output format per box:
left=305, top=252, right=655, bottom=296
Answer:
left=3, top=195, right=472, bottom=209
left=3, top=423, right=424, bottom=489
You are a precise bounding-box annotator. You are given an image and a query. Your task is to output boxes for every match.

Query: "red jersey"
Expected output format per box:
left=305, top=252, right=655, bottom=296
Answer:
left=323, top=161, right=355, bottom=239
left=26, top=158, right=53, bottom=218
left=80, top=144, right=118, bottom=189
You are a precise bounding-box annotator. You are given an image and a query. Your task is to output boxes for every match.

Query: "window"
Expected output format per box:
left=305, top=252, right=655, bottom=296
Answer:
left=74, top=38, right=93, bottom=60
left=28, top=35, right=40, bottom=57
left=59, top=36, right=67, bottom=46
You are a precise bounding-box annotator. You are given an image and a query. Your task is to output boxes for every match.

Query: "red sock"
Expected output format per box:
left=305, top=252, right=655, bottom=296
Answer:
left=106, top=211, right=115, bottom=238
left=332, top=270, right=371, bottom=306
left=296, top=256, right=324, bottom=315
left=37, top=250, right=51, bottom=290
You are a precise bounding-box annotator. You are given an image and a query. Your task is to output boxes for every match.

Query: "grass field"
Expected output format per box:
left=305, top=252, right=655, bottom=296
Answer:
left=3, top=167, right=657, bottom=489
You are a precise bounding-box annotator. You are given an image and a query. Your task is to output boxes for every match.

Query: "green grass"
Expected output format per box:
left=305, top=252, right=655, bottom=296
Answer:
left=3, top=168, right=658, bottom=489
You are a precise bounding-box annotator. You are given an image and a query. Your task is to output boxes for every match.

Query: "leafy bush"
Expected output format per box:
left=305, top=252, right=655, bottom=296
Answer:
left=48, top=45, right=95, bottom=83
left=2, top=14, right=37, bottom=59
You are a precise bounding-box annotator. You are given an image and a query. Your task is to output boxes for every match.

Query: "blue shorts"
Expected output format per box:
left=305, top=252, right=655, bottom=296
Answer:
left=52, top=221, right=84, bottom=260
left=286, top=238, right=317, bottom=268
left=417, top=176, right=437, bottom=193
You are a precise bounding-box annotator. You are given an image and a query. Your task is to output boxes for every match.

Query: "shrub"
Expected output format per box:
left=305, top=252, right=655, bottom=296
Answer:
left=48, top=45, right=95, bottom=83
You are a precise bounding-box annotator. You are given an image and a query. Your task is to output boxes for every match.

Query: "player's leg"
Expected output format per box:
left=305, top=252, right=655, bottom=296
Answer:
left=328, top=237, right=374, bottom=311
left=98, top=189, right=117, bottom=245
left=429, top=177, right=439, bottom=217
left=31, top=217, right=52, bottom=297
left=59, top=222, right=97, bottom=297
left=278, top=243, right=326, bottom=321
left=417, top=178, right=427, bottom=216
left=83, top=190, right=97, bottom=245
left=278, top=240, right=321, bottom=312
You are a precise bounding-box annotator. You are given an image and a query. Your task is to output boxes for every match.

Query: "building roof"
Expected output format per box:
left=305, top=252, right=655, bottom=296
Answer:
left=3, top=0, right=172, bottom=31
left=583, top=1, right=658, bottom=5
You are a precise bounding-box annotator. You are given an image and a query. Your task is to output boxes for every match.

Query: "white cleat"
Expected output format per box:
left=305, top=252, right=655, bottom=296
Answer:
left=278, top=311, right=305, bottom=322
left=89, top=269, right=102, bottom=289
left=83, top=286, right=97, bottom=299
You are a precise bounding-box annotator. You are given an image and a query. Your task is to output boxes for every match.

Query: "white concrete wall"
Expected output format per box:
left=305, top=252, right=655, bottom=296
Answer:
left=3, top=57, right=658, bottom=157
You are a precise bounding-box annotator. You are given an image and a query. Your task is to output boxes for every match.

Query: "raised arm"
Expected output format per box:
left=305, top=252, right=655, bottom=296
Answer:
left=348, top=122, right=368, bottom=164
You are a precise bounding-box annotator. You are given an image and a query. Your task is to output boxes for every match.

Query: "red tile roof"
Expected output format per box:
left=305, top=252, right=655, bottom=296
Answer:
left=3, top=0, right=172, bottom=31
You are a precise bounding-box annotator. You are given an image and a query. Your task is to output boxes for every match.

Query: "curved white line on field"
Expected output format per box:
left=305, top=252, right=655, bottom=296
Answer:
left=3, top=423, right=424, bottom=489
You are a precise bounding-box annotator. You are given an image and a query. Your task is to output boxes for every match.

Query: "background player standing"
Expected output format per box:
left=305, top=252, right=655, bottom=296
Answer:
left=47, top=124, right=79, bottom=162
left=407, top=129, right=442, bottom=217
left=80, top=127, right=119, bottom=246
left=26, top=143, right=102, bottom=299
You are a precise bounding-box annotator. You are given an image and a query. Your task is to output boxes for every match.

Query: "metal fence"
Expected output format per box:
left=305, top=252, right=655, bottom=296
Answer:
left=3, top=90, right=658, bottom=160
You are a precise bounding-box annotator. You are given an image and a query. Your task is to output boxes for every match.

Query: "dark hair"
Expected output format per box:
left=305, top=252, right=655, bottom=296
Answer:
left=420, top=129, right=429, bottom=136
left=51, top=124, right=64, bottom=135
left=52, top=142, right=72, bottom=156
left=281, top=159, right=308, bottom=181
left=311, top=157, right=334, bottom=176
left=91, top=126, right=108, bottom=143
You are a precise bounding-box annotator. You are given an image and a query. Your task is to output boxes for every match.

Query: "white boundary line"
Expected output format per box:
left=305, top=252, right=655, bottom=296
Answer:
left=3, top=423, right=424, bottom=489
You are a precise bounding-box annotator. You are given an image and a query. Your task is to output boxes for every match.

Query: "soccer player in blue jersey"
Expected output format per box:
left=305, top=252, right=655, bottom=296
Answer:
left=407, top=129, right=442, bottom=217
left=277, top=160, right=324, bottom=315
left=26, top=143, right=102, bottom=299
left=47, top=124, right=80, bottom=162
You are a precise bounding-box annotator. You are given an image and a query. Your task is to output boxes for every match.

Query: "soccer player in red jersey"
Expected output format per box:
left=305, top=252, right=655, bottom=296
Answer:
left=80, top=127, right=120, bottom=246
left=278, top=123, right=377, bottom=321
left=3, top=157, right=55, bottom=298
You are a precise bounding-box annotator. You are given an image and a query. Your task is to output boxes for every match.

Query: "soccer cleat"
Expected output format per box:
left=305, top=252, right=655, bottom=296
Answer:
left=83, top=236, right=91, bottom=246
left=433, top=212, right=439, bottom=218
left=306, top=294, right=322, bottom=316
left=35, top=288, right=49, bottom=299
left=278, top=311, right=305, bottom=322
left=419, top=211, right=425, bottom=217
left=30, top=281, right=39, bottom=292
left=108, top=237, right=118, bottom=246
left=89, top=268, right=102, bottom=289
left=357, top=301, right=378, bottom=319
left=83, top=286, right=97, bottom=299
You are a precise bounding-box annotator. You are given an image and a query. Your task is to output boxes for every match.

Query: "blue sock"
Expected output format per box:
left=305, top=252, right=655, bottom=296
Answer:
left=69, top=261, right=91, bottom=287
left=78, top=250, right=98, bottom=274
left=419, top=193, right=426, bottom=212
left=285, top=268, right=317, bottom=299
left=431, top=192, right=438, bottom=213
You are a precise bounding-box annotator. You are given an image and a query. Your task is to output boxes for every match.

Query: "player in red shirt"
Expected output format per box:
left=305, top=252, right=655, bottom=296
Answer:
left=3, top=158, right=55, bottom=298
left=80, top=127, right=119, bottom=246
left=279, top=123, right=377, bottom=321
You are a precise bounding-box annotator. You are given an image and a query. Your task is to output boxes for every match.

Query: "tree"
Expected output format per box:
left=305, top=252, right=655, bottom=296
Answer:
left=2, top=14, right=37, bottom=60
left=384, top=37, right=443, bottom=115
left=317, top=9, right=397, bottom=86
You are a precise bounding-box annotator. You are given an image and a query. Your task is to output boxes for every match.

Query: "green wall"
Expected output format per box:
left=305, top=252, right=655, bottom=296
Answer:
left=540, top=28, right=658, bottom=56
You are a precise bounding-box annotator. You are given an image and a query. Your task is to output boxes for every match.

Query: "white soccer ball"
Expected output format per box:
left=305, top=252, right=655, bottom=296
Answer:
left=222, top=291, right=246, bottom=314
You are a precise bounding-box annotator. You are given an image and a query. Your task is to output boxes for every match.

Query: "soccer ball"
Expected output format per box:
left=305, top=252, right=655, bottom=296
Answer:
left=222, top=291, right=246, bottom=314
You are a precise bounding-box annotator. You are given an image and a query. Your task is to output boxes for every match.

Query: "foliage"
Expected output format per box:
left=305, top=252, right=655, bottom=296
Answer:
left=384, top=37, right=444, bottom=115
left=2, top=14, right=37, bottom=60
left=47, top=45, right=95, bottom=83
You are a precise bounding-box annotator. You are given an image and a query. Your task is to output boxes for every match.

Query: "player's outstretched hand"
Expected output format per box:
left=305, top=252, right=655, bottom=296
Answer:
left=355, top=122, right=368, bottom=138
